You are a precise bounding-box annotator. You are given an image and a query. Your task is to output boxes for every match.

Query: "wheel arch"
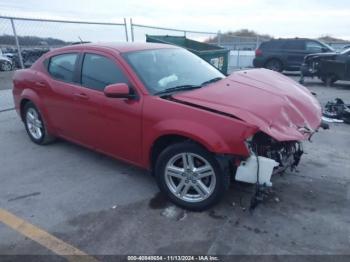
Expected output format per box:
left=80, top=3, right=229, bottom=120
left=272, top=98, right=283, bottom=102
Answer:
left=149, top=134, right=211, bottom=173
left=144, top=117, right=253, bottom=170
left=20, top=98, right=31, bottom=121
left=18, top=90, right=55, bottom=135
left=264, top=57, right=284, bottom=71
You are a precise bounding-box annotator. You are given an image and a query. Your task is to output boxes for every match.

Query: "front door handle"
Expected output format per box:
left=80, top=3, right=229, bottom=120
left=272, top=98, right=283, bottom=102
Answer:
left=73, top=93, right=89, bottom=100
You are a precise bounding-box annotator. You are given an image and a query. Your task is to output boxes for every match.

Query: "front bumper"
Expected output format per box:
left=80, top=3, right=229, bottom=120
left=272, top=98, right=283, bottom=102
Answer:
left=235, top=132, right=304, bottom=186
left=300, top=62, right=319, bottom=77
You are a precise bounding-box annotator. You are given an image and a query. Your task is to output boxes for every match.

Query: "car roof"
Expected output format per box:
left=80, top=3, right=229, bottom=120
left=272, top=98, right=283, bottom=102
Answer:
left=268, top=38, right=318, bottom=42
left=53, top=42, right=178, bottom=54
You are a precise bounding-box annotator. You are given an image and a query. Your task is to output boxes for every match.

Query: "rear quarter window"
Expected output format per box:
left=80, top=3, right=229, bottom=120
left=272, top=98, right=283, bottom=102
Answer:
left=283, top=40, right=305, bottom=50
left=260, top=40, right=285, bottom=50
left=48, top=53, right=78, bottom=83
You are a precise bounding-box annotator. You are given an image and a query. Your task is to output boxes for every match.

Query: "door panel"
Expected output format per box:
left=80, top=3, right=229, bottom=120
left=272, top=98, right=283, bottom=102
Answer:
left=77, top=51, right=143, bottom=163
left=284, top=40, right=307, bottom=69
left=66, top=85, right=102, bottom=147
left=96, top=96, right=142, bottom=163
left=43, top=53, right=81, bottom=137
left=44, top=79, right=76, bottom=136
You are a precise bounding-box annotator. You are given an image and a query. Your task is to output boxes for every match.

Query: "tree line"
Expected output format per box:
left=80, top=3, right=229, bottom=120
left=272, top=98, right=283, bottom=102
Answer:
left=0, top=34, right=68, bottom=46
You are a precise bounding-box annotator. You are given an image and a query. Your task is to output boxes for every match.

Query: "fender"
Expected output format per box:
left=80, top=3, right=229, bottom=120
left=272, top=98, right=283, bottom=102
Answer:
left=142, top=118, right=257, bottom=168
left=154, top=119, right=233, bottom=152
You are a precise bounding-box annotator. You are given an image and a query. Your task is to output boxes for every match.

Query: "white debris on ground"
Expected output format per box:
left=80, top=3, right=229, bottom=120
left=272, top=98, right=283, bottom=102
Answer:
left=161, top=205, right=187, bottom=221
left=322, top=116, right=344, bottom=123
left=161, top=206, right=178, bottom=218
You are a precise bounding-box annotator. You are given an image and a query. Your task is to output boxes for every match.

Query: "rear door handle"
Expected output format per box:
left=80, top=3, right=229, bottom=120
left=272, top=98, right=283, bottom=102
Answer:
left=73, top=93, right=89, bottom=100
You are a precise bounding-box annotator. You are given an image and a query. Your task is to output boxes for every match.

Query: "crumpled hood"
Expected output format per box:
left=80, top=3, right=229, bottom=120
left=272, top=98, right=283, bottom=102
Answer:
left=173, top=69, right=322, bottom=141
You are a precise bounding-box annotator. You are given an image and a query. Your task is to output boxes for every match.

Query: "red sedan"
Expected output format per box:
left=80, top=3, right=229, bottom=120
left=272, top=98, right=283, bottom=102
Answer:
left=12, top=43, right=321, bottom=210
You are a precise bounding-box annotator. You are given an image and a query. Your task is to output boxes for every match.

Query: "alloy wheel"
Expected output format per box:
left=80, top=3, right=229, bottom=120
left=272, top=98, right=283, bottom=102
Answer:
left=164, top=152, right=216, bottom=203
left=26, top=108, right=43, bottom=140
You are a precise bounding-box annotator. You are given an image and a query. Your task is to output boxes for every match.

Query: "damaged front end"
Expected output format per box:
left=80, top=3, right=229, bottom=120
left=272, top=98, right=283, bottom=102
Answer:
left=235, top=132, right=303, bottom=187
left=251, top=132, right=303, bottom=173
left=235, top=132, right=305, bottom=210
left=300, top=53, right=338, bottom=84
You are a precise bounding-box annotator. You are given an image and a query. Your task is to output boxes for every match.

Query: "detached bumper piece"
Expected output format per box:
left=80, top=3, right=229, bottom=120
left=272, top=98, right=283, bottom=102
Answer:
left=235, top=156, right=279, bottom=187
left=322, top=98, right=350, bottom=124
left=235, top=132, right=304, bottom=186
left=235, top=133, right=305, bottom=210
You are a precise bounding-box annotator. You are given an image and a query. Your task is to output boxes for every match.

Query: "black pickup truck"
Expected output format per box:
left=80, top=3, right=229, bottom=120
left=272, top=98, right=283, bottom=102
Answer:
left=300, top=48, right=350, bottom=86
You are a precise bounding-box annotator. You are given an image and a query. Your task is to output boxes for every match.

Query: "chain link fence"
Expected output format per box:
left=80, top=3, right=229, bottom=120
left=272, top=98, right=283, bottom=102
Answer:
left=0, top=16, right=262, bottom=74
left=2, top=15, right=349, bottom=76
left=130, top=19, right=219, bottom=44
left=0, top=16, right=128, bottom=72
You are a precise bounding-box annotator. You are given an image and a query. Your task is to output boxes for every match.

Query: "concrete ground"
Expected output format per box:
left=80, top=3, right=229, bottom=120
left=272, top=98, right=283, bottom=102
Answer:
left=0, top=71, right=350, bottom=259
left=0, top=71, right=14, bottom=91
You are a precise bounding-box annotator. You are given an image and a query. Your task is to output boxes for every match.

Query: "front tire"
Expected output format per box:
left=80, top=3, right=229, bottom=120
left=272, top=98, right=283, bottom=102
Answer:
left=23, top=102, right=55, bottom=145
left=321, top=75, right=337, bottom=87
left=155, top=142, right=230, bottom=211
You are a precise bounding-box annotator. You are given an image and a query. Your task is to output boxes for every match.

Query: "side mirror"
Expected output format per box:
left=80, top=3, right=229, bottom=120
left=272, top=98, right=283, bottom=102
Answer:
left=104, top=83, right=134, bottom=99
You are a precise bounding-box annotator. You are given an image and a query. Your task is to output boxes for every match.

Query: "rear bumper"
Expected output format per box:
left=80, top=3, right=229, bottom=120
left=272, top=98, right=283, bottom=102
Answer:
left=253, top=58, right=264, bottom=68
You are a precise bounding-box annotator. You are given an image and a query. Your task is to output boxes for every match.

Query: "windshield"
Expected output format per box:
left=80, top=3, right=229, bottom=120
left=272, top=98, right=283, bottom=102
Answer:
left=321, top=42, right=335, bottom=52
left=123, top=48, right=225, bottom=95
left=340, top=48, right=350, bottom=55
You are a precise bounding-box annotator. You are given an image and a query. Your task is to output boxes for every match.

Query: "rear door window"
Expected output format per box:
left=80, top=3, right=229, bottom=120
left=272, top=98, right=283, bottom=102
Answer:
left=284, top=40, right=305, bottom=50
left=48, top=53, right=78, bottom=83
left=261, top=41, right=284, bottom=50
left=81, top=53, right=129, bottom=91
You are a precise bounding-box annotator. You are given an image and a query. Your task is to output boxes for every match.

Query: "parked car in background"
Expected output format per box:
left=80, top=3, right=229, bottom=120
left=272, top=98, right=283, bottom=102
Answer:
left=300, top=48, right=350, bottom=86
left=253, top=38, right=334, bottom=72
left=342, top=45, right=350, bottom=51
left=0, top=49, right=14, bottom=71
left=3, top=48, right=50, bottom=69
left=23, top=48, right=50, bottom=68
left=13, top=43, right=321, bottom=210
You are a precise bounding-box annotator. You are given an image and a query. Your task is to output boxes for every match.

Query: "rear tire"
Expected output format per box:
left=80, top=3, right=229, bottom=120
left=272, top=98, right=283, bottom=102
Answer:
left=0, top=61, right=12, bottom=71
left=23, top=102, right=56, bottom=145
left=155, top=142, right=230, bottom=211
left=264, top=59, right=283, bottom=72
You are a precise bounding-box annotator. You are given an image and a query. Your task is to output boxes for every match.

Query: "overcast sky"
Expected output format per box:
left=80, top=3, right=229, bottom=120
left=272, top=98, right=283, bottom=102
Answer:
left=0, top=0, right=349, bottom=40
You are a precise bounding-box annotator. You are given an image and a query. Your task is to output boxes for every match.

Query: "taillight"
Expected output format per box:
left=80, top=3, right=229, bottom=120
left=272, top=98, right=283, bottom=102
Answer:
left=255, top=48, right=263, bottom=57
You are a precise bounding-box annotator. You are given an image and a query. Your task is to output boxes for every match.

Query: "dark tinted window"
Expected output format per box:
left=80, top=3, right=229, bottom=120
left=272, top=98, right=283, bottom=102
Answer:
left=260, top=40, right=285, bottom=50
left=306, top=41, right=323, bottom=52
left=81, top=54, right=128, bottom=91
left=284, top=40, right=305, bottom=50
left=48, top=53, right=78, bottom=82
